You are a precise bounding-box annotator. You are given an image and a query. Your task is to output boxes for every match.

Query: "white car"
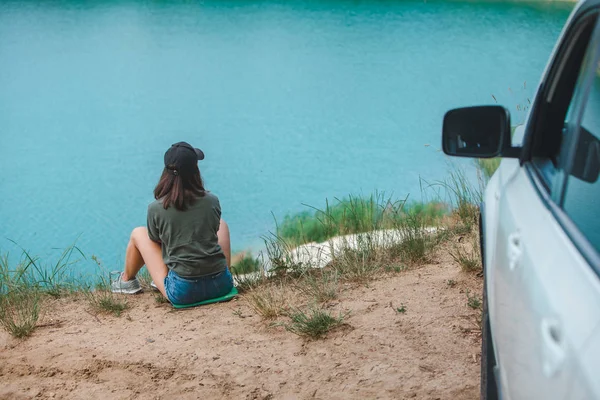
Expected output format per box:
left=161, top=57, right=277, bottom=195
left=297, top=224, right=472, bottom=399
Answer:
left=442, top=1, right=600, bottom=399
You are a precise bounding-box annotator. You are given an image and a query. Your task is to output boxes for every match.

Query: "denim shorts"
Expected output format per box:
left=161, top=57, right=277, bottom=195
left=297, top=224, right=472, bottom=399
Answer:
left=164, top=268, right=234, bottom=305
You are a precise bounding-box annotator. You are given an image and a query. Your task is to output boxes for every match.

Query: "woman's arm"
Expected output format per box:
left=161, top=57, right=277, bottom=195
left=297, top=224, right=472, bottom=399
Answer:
left=217, top=219, right=231, bottom=268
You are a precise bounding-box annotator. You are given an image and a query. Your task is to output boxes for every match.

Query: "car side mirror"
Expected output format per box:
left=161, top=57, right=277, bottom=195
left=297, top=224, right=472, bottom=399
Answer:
left=442, top=106, right=515, bottom=158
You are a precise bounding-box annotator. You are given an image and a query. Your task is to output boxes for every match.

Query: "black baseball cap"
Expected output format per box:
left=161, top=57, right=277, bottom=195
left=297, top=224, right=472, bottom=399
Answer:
left=164, top=142, right=205, bottom=176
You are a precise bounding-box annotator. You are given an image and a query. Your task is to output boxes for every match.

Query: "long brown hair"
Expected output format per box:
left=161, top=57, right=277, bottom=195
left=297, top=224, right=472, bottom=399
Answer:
left=154, top=163, right=206, bottom=211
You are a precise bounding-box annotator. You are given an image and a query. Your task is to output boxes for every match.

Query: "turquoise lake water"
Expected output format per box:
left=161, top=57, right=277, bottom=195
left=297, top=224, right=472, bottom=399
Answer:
left=0, top=0, right=571, bottom=274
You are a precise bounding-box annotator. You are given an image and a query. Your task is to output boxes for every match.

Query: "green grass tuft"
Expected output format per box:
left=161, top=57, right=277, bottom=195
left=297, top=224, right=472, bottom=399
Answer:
left=0, top=251, right=43, bottom=338
left=285, top=307, right=346, bottom=339
left=389, top=212, right=438, bottom=264
left=296, top=270, right=339, bottom=303
left=395, top=304, right=407, bottom=314
left=263, top=232, right=309, bottom=278
left=330, top=246, right=382, bottom=282
left=83, top=256, right=130, bottom=317
left=466, top=289, right=482, bottom=310
left=3, top=241, right=85, bottom=298
left=0, top=287, right=41, bottom=338
left=450, top=246, right=481, bottom=272
left=246, top=285, right=288, bottom=319
left=90, top=292, right=129, bottom=316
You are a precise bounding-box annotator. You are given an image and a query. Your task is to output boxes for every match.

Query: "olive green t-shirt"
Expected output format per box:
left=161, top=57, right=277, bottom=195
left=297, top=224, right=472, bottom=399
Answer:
left=146, top=192, right=227, bottom=278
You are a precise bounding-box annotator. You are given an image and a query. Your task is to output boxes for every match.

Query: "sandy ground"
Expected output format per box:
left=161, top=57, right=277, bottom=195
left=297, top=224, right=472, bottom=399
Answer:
left=0, top=244, right=483, bottom=400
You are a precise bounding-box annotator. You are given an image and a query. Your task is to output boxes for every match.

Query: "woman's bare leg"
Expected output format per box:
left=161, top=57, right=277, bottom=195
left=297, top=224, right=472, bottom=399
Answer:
left=218, top=219, right=231, bottom=267
left=122, top=227, right=169, bottom=298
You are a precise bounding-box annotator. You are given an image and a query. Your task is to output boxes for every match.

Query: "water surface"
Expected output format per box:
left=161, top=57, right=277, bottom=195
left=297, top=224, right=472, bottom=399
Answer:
left=0, top=0, right=572, bottom=273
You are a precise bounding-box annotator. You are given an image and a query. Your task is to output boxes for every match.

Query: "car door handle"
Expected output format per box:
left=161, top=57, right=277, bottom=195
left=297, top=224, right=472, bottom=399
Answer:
left=541, top=318, right=566, bottom=378
left=507, top=232, right=521, bottom=270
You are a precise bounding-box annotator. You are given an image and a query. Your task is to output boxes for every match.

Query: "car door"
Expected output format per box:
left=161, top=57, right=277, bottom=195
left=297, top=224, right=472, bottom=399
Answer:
left=555, top=30, right=600, bottom=398
left=490, top=9, right=600, bottom=400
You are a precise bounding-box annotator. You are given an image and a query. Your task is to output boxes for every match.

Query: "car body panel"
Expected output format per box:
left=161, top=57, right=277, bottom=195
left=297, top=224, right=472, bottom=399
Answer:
left=487, top=162, right=600, bottom=399
left=483, top=151, right=521, bottom=331
left=567, top=323, right=600, bottom=399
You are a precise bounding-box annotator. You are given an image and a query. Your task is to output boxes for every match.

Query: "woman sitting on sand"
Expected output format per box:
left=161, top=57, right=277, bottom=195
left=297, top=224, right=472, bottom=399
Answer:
left=110, top=141, right=233, bottom=305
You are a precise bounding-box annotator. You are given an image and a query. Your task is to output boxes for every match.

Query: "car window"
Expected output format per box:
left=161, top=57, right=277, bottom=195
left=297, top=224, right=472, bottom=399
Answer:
left=531, top=15, right=599, bottom=199
left=562, top=62, right=600, bottom=253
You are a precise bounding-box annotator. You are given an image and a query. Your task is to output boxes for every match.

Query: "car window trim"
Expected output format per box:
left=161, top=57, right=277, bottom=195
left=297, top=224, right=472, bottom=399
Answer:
left=547, top=17, right=595, bottom=102
left=525, top=162, right=600, bottom=278
left=529, top=157, right=553, bottom=192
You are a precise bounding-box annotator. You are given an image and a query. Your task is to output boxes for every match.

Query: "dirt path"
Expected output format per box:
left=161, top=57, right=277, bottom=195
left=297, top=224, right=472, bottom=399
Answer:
left=0, top=248, right=482, bottom=400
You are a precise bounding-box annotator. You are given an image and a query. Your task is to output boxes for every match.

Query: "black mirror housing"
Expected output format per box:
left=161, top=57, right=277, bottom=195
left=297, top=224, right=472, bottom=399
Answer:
left=442, top=106, right=512, bottom=158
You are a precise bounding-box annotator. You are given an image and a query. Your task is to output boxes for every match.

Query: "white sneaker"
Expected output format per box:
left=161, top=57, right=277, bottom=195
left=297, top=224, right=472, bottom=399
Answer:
left=110, top=272, right=142, bottom=294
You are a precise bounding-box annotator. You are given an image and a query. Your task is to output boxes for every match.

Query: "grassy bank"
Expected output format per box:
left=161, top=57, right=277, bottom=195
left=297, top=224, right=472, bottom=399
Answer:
left=274, top=168, right=482, bottom=248
left=0, top=248, right=136, bottom=338
left=275, top=193, right=448, bottom=246
left=1, top=168, right=484, bottom=340
left=229, top=168, right=483, bottom=337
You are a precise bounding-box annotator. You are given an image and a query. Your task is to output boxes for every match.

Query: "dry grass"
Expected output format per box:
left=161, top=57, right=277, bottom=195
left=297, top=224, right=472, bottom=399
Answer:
left=245, top=284, right=291, bottom=319
left=329, top=247, right=382, bottom=282
left=0, top=288, right=41, bottom=338
left=241, top=168, right=485, bottom=339
left=83, top=257, right=130, bottom=317
left=449, top=235, right=482, bottom=273
left=295, top=270, right=340, bottom=303
left=234, top=269, right=268, bottom=293
left=85, top=290, right=129, bottom=317
left=136, top=269, right=153, bottom=291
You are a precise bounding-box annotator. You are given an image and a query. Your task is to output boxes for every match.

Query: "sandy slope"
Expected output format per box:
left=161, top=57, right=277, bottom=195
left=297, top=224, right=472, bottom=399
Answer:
left=0, top=245, right=482, bottom=400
